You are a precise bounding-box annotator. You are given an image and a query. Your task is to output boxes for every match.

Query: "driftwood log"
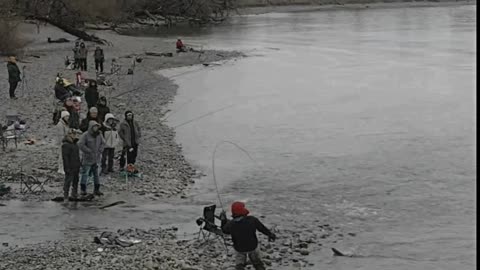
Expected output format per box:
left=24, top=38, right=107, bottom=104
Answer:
left=34, top=17, right=107, bottom=45
left=145, top=52, right=173, bottom=57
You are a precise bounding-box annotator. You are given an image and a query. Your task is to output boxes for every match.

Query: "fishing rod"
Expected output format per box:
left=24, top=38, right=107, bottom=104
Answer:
left=211, top=140, right=256, bottom=210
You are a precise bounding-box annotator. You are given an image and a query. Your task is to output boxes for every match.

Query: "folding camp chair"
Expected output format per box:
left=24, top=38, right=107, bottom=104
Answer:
left=196, top=205, right=230, bottom=252
left=1, top=112, right=28, bottom=150
left=18, top=173, right=49, bottom=194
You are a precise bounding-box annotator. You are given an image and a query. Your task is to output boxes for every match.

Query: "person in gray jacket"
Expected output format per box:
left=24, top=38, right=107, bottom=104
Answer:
left=78, top=42, right=88, bottom=71
left=78, top=121, right=105, bottom=196
left=118, top=110, right=141, bottom=171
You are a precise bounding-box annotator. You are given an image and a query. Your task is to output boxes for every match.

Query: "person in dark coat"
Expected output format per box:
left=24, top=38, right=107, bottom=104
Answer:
left=62, top=129, right=81, bottom=200
left=80, top=107, right=99, bottom=133
left=96, top=96, right=110, bottom=123
left=67, top=97, right=81, bottom=130
left=94, top=46, right=105, bottom=73
left=73, top=41, right=80, bottom=69
left=54, top=78, right=71, bottom=101
left=78, top=42, right=88, bottom=71
left=118, top=110, right=141, bottom=170
left=7, top=56, right=21, bottom=99
left=84, top=80, right=99, bottom=109
left=220, top=202, right=276, bottom=270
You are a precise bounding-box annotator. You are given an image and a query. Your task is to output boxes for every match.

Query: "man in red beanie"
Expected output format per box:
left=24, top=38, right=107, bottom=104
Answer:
left=220, top=201, right=276, bottom=270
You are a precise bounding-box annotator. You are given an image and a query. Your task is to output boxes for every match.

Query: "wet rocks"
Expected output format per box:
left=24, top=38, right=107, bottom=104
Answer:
left=0, top=225, right=326, bottom=270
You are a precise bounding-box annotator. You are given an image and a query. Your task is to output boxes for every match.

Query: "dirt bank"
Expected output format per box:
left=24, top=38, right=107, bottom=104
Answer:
left=0, top=23, right=243, bottom=202
left=236, top=0, right=475, bottom=14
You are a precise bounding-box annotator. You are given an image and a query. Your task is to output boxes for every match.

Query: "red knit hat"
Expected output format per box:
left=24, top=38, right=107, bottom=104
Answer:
left=231, top=201, right=249, bottom=217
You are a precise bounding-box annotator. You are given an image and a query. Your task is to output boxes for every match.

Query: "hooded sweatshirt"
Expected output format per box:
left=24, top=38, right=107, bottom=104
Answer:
left=221, top=202, right=275, bottom=252
left=96, top=97, right=110, bottom=123
left=73, top=44, right=80, bottom=59
left=55, top=118, right=70, bottom=145
left=78, top=121, right=105, bottom=165
left=102, top=113, right=120, bottom=149
left=118, top=111, right=141, bottom=148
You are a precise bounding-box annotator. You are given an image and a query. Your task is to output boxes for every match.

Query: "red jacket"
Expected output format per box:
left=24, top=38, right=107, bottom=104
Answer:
left=176, top=40, right=184, bottom=49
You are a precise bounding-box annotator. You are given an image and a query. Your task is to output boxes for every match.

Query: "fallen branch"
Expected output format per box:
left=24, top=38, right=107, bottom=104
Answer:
left=99, top=201, right=126, bottom=209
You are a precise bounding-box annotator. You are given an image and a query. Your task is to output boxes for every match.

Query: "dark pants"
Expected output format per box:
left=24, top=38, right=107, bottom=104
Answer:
left=101, top=148, right=115, bottom=172
left=9, top=81, right=18, bottom=98
left=235, top=249, right=265, bottom=270
left=119, top=145, right=138, bottom=169
left=79, top=58, right=87, bottom=71
left=95, top=60, right=104, bottom=73
left=64, top=170, right=79, bottom=198
left=74, top=58, right=79, bottom=69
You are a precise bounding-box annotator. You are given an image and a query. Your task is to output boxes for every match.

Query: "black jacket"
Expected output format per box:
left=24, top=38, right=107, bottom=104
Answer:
left=97, top=104, right=110, bottom=123
left=66, top=107, right=80, bottom=129
left=221, top=216, right=274, bottom=252
left=85, top=86, right=99, bottom=107
left=62, top=138, right=81, bottom=173
left=55, top=83, right=70, bottom=101
left=7, top=62, right=21, bottom=83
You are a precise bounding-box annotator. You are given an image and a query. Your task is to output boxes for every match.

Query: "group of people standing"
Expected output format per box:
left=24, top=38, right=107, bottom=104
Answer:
left=55, top=78, right=141, bottom=201
left=72, top=41, right=105, bottom=73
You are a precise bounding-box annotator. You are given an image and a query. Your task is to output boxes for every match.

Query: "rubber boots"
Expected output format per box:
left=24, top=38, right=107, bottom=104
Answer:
left=94, top=184, right=103, bottom=196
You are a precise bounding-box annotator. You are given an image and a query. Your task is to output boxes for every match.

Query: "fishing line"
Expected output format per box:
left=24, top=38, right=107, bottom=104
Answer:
left=111, top=58, right=237, bottom=99
left=172, top=104, right=235, bottom=129
left=211, top=140, right=256, bottom=210
left=162, top=98, right=196, bottom=121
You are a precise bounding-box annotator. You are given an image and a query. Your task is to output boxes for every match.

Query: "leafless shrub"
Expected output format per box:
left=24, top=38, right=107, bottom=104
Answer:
left=0, top=21, right=30, bottom=56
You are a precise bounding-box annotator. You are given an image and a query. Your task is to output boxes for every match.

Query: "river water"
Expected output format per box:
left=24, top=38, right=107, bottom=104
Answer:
left=0, top=3, right=475, bottom=270
left=163, top=4, right=476, bottom=270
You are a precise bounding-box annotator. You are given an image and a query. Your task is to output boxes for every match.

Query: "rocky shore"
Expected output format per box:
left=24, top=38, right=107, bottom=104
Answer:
left=0, top=23, right=242, bottom=202
left=0, top=224, right=334, bottom=270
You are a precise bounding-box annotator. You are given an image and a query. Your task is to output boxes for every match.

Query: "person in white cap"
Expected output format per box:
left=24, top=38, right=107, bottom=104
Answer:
left=56, top=110, right=71, bottom=174
left=101, top=113, right=120, bottom=174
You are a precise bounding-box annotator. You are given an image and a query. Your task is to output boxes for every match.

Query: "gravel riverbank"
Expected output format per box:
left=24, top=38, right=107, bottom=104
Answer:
left=0, top=23, right=242, bottom=202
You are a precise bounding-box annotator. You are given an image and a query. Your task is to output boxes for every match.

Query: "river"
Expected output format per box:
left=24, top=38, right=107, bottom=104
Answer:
left=163, top=3, right=476, bottom=269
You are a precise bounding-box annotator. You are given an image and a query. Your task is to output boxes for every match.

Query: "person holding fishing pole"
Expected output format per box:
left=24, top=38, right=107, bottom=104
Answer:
left=220, top=201, right=276, bottom=270
left=118, top=110, right=141, bottom=172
